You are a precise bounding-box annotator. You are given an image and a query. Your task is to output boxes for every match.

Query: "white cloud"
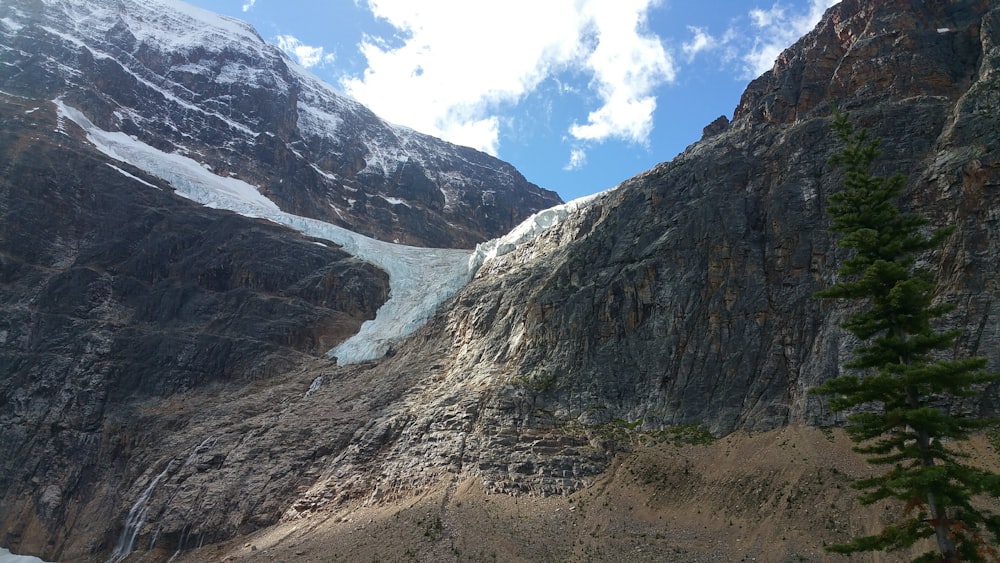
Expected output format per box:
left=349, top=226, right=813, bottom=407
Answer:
left=749, top=5, right=786, bottom=28
left=343, top=0, right=674, bottom=155
left=740, top=0, right=840, bottom=78
left=569, top=0, right=675, bottom=144
left=276, top=35, right=335, bottom=68
left=678, top=1, right=839, bottom=79
left=564, top=148, right=587, bottom=171
left=241, top=0, right=256, bottom=13
left=682, top=26, right=717, bottom=61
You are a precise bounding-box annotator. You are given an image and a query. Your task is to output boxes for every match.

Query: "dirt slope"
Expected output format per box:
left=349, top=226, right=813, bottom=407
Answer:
left=172, top=426, right=999, bottom=562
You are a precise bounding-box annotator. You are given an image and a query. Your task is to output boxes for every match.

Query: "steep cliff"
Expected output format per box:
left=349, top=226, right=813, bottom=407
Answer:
left=443, top=0, right=1000, bottom=435
left=277, top=0, right=1000, bottom=523
left=2, top=0, right=1000, bottom=561
left=0, top=91, right=391, bottom=558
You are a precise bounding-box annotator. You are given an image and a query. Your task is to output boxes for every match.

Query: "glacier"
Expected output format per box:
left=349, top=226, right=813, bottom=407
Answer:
left=57, top=99, right=470, bottom=364
left=57, top=99, right=598, bottom=364
left=468, top=191, right=606, bottom=273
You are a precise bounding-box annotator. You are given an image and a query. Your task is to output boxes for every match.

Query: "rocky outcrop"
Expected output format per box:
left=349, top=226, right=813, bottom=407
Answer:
left=0, top=0, right=561, bottom=248
left=435, top=0, right=1000, bottom=436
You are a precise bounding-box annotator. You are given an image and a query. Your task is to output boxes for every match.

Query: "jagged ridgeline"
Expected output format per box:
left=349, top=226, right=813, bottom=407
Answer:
left=1, top=0, right=999, bottom=561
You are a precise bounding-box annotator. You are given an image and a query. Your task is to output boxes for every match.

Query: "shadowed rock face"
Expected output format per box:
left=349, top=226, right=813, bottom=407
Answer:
left=0, top=94, right=389, bottom=559
left=3, top=1, right=1000, bottom=561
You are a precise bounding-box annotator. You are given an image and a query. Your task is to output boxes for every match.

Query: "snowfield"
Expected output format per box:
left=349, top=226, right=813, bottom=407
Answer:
left=0, top=548, right=47, bottom=563
left=57, top=100, right=599, bottom=364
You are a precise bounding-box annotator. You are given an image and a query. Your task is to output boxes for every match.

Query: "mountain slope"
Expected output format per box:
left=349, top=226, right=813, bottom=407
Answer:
left=0, top=0, right=560, bottom=248
left=53, top=98, right=473, bottom=364
left=433, top=0, right=1000, bottom=434
left=0, top=91, right=391, bottom=559
left=0, top=0, right=559, bottom=560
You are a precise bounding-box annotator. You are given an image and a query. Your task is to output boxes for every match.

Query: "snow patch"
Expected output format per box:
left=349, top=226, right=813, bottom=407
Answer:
left=380, top=195, right=410, bottom=207
left=106, top=163, right=162, bottom=190
left=0, top=548, right=48, bottom=563
left=298, top=101, right=344, bottom=138
left=305, top=376, right=323, bottom=397
left=310, top=163, right=339, bottom=182
left=0, top=17, right=24, bottom=32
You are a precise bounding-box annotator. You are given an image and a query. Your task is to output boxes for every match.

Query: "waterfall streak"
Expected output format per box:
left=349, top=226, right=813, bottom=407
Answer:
left=107, top=461, right=176, bottom=563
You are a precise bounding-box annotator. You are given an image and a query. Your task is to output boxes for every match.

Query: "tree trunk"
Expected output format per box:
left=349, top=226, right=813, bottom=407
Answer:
left=914, top=413, right=958, bottom=560
left=900, top=325, right=959, bottom=561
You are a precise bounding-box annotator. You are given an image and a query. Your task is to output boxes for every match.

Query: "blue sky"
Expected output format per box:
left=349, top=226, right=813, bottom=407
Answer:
left=185, top=0, right=839, bottom=202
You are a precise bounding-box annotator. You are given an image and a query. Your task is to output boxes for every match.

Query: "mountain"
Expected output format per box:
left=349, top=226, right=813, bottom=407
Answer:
left=2, top=0, right=1000, bottom=561
left=0, top=0, right=560, bottom=249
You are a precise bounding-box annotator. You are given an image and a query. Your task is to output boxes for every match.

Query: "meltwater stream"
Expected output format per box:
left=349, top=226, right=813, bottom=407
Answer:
left=106, top=461, right=176, bottom=563
left=106, top=436, right=220, bottom=562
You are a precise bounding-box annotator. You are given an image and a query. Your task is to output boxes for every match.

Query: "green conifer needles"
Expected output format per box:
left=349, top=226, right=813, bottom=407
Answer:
left=813, top=111, right=1000, bottom=562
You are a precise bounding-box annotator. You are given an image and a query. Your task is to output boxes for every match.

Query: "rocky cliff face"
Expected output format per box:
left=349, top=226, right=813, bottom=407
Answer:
left=0, top=90, right=392, bottom=557
left=0, top=0, right=560, bottom=249
left=0, top=1, right=557, bottom=558
left=2, top=0, right=999, bottom=561
left=279, top=0, right=1000, bottom=524
left=444, top=0, right=1000, bottom=436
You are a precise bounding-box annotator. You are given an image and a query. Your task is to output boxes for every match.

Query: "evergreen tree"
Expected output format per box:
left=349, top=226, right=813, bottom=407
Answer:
left=814, top=111, right=1000, bottom=562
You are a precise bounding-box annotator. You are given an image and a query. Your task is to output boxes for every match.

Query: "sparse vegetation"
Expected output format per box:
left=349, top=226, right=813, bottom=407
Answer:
left=589, top=420, right=715, bottom=447
left=513, top=369, right=559, bottom=392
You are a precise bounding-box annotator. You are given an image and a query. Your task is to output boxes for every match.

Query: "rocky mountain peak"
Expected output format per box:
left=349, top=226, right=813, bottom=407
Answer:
left=734, top=0, right=989, bottom=126
left=0, top=0, right=560, bottom=248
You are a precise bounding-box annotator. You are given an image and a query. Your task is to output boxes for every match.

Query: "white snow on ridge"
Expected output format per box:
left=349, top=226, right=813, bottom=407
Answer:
left=57, top=99, right=470, bottom=364
left=468, top=191, right=605, bottom=273
left=39, top=0, right=265, bottom=59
